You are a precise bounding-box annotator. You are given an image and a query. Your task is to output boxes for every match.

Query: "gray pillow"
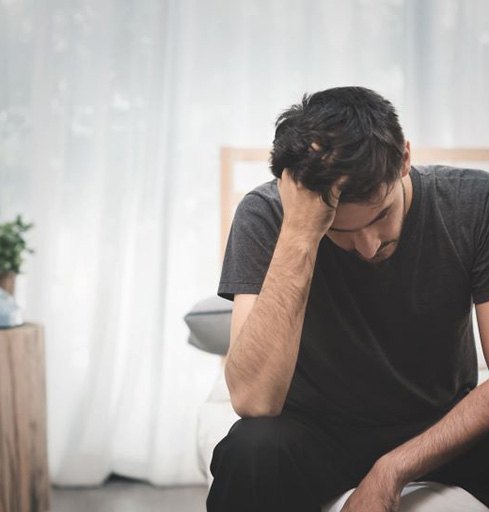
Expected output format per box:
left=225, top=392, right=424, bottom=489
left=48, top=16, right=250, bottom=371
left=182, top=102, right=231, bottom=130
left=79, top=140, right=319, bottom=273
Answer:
left=184, top=296, right=232, bottom=355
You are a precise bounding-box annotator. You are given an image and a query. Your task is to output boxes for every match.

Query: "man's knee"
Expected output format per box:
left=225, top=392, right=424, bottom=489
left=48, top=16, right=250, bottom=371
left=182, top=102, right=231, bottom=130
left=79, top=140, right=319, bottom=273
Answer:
left=210, top=415, right=305, bottom=477
left=208, top=416, right=306, bottom=510
left=207, top=415, right=333, bottom=511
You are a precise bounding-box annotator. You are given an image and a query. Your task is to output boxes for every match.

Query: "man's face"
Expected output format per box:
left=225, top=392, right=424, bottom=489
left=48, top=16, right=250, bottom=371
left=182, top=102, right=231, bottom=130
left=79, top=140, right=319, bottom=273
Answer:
left=326, top=178, right=406, bottom=264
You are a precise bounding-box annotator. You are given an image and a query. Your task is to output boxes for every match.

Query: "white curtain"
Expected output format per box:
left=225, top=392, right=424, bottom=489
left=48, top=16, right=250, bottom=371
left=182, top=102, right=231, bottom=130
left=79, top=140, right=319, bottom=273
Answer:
left=1, top=0, right=488, bottom=487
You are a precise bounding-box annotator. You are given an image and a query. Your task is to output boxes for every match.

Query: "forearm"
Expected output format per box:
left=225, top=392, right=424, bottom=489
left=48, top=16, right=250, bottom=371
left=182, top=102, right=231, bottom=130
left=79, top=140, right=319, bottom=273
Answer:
left=342, top=380, right=489, bottom=511
left=225, top=226, right=320, bottom=417
left=375, top=379, right=489, bottom=487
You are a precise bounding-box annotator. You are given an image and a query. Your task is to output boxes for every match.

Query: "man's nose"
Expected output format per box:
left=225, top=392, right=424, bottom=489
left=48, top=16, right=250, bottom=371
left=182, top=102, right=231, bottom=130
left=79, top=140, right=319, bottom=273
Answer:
left=353, top=230, right=382, bottom=260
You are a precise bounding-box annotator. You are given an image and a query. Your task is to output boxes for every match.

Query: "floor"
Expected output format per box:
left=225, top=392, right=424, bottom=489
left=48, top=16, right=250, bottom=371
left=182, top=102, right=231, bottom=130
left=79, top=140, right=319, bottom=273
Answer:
left=50, top=475, right=208, bottom=512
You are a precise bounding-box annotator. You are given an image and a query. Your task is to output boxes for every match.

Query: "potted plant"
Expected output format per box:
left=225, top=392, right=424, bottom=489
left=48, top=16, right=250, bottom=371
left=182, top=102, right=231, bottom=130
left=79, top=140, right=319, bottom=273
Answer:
left=0, top=215, right=35, bottom=296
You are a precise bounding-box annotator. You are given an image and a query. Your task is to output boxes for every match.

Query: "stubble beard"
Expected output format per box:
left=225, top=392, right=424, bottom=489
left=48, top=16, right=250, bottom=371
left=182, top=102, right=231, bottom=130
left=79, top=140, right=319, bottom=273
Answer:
left=359, top=213, right=406, bottom=265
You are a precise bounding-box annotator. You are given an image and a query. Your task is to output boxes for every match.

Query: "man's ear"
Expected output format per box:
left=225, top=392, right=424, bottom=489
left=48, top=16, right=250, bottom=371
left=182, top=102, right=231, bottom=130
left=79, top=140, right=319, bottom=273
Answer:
left=401, top=140, right=411, bottom=177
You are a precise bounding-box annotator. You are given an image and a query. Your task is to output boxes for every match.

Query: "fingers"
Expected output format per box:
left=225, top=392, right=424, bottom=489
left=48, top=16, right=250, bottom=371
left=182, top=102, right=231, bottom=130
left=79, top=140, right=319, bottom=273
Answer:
left=278, top=169, right=348, bottom=204
left=278, top=168, right=297, bottom=195
left=325, top=175, right=348, bottom=206
left=280, top=168, right=294, bottom=184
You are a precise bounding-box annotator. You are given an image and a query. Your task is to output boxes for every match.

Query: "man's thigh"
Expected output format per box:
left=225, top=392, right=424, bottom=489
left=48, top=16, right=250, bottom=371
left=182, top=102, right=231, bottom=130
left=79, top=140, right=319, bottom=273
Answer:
left=208, top=412, right=366, bottom=510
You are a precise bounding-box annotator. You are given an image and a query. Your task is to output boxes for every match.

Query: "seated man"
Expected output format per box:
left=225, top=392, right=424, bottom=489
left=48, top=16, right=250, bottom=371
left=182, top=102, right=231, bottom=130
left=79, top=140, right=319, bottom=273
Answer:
left=206, top=86, right=489, bottom=512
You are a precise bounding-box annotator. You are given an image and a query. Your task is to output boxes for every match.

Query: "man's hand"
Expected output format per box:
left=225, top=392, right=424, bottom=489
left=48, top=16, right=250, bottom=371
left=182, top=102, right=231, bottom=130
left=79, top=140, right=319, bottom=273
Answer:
left=340, top=462, right=402, bottom=512
left=277, top=169, right=346, bottom=242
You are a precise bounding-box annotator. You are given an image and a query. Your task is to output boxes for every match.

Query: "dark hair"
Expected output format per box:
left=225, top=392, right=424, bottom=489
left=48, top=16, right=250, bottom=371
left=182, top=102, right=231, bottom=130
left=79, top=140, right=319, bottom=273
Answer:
left=270, top=86, right=405, bottom=206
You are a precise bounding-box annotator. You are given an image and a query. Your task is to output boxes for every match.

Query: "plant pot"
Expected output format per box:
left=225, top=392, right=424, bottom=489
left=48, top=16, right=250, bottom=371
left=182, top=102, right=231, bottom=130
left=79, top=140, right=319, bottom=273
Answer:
left=0, top=271, right=16, bottom=296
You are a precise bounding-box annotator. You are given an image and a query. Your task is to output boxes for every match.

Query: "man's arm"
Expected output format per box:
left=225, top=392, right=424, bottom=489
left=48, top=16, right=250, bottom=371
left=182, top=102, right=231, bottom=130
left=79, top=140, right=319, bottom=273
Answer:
left=225, top=170, right=343, bottom=418
left=341, top=301, right=489, bottom=512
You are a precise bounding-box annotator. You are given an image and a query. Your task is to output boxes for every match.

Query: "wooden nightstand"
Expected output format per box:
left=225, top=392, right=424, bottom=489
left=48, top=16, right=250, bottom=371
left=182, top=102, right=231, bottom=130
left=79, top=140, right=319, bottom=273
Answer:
left=0, top=323, right=50, bottom=512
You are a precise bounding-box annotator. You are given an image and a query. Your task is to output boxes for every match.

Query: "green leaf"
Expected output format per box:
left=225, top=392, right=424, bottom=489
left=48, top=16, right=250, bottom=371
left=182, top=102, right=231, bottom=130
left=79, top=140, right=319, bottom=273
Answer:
left=0, top=214, right=35, bottom=274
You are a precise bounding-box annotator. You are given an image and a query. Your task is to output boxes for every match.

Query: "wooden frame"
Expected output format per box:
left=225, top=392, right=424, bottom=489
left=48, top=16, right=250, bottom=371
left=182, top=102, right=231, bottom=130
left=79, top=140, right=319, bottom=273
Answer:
left=220, top=146, right=489, bottom=258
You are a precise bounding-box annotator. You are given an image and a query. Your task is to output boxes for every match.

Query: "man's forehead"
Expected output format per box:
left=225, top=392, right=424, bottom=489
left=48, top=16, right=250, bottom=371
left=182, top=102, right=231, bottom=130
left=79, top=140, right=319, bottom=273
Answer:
left=329, top=185, right=393, bottom=232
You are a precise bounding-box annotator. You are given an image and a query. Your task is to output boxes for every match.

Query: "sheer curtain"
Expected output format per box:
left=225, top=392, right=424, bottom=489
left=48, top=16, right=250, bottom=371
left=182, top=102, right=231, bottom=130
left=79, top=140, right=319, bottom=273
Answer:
left=1, top=0, right=488, bottom=487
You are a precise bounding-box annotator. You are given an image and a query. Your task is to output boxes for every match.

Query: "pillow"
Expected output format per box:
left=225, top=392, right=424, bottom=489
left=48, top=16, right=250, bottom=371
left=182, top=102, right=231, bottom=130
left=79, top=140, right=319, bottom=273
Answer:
left=184, top=296, right=232, bottom=355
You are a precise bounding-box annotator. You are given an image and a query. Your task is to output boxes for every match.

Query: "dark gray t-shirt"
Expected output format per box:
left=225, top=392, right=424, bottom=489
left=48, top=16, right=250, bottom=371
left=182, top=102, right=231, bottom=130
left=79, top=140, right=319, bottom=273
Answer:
left=218, top=166, right=489, bottom=427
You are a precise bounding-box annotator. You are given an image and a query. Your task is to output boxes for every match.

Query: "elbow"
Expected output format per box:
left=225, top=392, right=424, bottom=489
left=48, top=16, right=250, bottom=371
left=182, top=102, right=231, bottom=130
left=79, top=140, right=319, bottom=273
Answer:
left=224, top=359, right=284, bottom=418
left=230, top=392, right=283, bottom=418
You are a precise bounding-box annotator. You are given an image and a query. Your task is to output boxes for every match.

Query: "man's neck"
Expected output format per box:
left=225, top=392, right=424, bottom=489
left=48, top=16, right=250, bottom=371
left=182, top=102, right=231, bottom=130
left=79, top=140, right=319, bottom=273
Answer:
left=402, top=170, right=413, bottom=216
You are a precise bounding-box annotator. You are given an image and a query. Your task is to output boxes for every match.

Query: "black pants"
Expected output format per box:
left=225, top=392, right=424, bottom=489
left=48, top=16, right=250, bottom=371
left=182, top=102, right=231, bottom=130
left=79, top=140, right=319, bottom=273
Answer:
left=206, top=412, right=489, bottom=511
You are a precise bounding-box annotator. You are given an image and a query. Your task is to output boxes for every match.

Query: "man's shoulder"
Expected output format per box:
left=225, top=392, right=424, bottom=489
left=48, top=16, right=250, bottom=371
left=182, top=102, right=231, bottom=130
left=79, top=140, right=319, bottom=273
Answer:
left=242, top=179, right=280, bottom=204
left=236, top=179, right=282, bottom=218
left=415, top=164, right=489, bottom=200
left=415, top=164, right=489, bottom=184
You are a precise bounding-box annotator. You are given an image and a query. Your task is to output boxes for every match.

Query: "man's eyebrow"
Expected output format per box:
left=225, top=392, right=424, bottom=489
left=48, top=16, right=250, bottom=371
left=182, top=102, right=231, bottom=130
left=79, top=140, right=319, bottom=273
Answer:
left=329, top=205, right=392, bottom=233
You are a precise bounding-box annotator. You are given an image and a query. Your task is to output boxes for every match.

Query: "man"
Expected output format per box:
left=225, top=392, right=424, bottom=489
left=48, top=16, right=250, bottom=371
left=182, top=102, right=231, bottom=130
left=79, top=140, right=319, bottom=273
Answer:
left=206, top=87, right=489, bottom=511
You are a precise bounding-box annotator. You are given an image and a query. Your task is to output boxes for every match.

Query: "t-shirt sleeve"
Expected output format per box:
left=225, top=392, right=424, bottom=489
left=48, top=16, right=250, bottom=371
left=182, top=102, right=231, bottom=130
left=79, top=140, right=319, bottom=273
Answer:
left=471, top=185, right=489, bottom=305
left=218, top=189, right=283, bottom=301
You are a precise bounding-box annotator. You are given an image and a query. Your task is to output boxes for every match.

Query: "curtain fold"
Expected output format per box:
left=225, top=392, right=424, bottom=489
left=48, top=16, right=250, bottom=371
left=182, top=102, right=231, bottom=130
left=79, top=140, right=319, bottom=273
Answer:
left=1, top=0, right=488, bottom=487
